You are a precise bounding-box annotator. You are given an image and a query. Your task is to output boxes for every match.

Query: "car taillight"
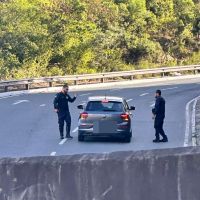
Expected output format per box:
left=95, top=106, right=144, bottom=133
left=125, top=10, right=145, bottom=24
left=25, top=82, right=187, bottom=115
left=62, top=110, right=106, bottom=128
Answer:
left=121, top=113, right=129, bottom=121
left=80, top=112, right=88, bottom=119
left=102, top=99, right=109, bottom=103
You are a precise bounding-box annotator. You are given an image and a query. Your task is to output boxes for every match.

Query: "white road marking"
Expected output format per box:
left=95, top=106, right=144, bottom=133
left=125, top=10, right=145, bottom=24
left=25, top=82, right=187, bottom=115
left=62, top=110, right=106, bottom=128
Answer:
left=12, top=100, right=29, bottom=105
left=184, top=96, right=200, bottom=147
left=40, top=104, right=46, bottom=107
left=102, top=185, right=113, bottom=197
left=127, top=99, right=133, bottom=102
left=50, top=152, right=56, bottom=156
left=92, top=185, right=113, bottom=200
left=59, top=138, right=67, bottom=145
left=140, top=93, right=149, bottom=97
left=111, top=88, right=121, bottom=91
left=162, top=87, right=178, bottom=91
left=0, top=94, right=21, bottom=100
left=72, top=127, right=78, bottom=133
left=79, top=93, right=91, bottom=97
left=185, top=99, right=195, bottom=147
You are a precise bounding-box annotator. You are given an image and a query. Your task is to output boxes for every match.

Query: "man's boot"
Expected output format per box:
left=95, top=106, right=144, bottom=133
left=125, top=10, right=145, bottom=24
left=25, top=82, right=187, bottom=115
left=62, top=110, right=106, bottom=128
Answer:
left=66, top=135, right=73, bottom=139
left=153, top=139, right=160, bottom=143
left=160, top=137, right=168, bottom=142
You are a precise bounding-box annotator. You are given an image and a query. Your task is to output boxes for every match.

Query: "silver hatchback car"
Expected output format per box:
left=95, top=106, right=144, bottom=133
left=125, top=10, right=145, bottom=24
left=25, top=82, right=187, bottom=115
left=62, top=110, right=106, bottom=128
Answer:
left=77, top=96, right=135, bottom=142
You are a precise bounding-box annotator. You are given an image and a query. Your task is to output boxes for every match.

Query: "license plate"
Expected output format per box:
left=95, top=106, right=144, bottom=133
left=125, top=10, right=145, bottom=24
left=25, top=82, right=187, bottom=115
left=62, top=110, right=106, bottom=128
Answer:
left=93, top=120, right=117, bottom=134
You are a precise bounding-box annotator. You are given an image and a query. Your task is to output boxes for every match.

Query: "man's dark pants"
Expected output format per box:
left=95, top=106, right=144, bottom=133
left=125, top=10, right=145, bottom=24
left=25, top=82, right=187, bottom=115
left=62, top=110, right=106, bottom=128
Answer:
left=58, top=113, right=71, bottom=138
left=154, top=117, right=167, bottom=140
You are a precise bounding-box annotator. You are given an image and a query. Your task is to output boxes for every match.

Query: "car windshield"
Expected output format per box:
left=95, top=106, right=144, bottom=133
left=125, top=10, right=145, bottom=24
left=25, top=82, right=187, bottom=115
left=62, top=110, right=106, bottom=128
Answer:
left=86, top=101, right=123, bottom=112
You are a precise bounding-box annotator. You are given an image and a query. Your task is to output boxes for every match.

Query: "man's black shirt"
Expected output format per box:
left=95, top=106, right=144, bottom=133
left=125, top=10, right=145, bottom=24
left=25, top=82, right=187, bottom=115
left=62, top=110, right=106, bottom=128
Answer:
left=54, top=92, right=76, bottom=117
left=152, top=96, right=165, bottom=119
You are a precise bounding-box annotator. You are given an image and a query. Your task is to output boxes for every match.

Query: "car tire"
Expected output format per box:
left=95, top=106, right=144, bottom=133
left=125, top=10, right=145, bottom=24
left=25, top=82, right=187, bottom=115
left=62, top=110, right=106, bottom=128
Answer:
left=130, top=130, right=132, bottom=138
left=78, top=135, right=84, bottom=142
left=124, top=136, right=131, bottom=143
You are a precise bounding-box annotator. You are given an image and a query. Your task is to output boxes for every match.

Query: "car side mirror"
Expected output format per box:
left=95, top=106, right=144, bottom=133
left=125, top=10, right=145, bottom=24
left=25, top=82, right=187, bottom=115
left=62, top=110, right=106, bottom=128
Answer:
left=129, top=106, right=135, bottom=111
left=77, top=104, right=84, bottom=109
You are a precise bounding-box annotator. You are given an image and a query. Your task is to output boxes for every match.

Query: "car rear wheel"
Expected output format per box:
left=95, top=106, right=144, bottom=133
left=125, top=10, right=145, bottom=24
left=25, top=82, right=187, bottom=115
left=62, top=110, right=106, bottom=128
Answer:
left=123, top=136, right=131, bottom=143
left=123, top=130, right=132, bottom=143
left=78, top=135, right=84, bottom=142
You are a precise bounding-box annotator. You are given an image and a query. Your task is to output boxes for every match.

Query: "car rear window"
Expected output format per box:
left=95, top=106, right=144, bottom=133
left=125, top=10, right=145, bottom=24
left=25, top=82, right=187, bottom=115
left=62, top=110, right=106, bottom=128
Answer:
left=86, top=101, right=123, bottom=112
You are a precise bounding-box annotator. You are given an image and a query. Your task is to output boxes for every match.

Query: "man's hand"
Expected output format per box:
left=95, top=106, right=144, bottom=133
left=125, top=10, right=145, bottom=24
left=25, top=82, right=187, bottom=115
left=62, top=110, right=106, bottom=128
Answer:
left=54, top=109, right=59, bottom=113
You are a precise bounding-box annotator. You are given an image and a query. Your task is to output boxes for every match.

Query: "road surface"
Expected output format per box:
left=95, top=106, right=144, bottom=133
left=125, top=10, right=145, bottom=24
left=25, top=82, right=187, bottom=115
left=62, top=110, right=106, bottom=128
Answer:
left=0, top=77, right=200, bottom=157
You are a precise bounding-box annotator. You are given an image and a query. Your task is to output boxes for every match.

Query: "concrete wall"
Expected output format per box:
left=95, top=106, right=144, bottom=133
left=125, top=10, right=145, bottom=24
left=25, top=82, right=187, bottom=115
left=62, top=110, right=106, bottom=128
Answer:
left=1, top=147, right=200, bottom=200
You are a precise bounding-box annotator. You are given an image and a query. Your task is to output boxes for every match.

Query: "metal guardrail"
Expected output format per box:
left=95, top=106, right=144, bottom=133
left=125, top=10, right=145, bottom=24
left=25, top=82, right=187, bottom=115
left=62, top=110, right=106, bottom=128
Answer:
left=0, top=65, right=200, bottom=92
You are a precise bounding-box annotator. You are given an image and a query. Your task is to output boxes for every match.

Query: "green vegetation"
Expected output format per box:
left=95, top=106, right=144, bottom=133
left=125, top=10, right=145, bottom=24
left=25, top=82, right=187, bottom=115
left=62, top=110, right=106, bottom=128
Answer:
left=0, top=0, right=199, bottom=80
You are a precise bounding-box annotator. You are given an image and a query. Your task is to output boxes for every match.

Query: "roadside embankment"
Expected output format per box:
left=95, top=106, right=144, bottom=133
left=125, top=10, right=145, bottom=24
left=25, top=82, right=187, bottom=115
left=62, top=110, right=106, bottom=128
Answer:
left=1, top=147, right=200, bottom=200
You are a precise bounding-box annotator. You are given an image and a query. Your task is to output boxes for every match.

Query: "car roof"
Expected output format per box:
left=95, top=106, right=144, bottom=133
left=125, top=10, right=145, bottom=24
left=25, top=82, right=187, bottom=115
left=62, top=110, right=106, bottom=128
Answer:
left=88, top=96, right=124, bottom=102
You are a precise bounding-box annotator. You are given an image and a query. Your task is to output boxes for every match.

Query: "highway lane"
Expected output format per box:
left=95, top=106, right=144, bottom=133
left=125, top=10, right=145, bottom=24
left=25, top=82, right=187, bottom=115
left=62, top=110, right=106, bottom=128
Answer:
left=0, top=77, right=200, bottom=157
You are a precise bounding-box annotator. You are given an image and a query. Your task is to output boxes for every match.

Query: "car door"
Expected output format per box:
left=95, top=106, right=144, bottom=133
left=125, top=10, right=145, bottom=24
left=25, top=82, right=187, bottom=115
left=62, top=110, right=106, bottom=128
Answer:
left=123, top=100, right=133, bottom=117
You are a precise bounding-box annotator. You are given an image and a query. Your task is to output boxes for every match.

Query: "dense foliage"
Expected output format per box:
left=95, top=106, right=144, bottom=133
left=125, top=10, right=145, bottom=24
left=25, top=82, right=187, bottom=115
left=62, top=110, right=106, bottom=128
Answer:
left=0, top=0, right=199, bottom=80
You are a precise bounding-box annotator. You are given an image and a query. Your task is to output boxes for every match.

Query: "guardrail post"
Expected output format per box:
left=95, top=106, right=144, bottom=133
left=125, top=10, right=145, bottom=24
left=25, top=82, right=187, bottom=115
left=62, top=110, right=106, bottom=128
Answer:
left=48, top=78, right=53, bottom=87
left=100, top=74, right=105, bottom=83
left=5, top=86, right=8, bottom=92
left=130, top=75, right=134, bottom=80
left=74, top=80, right=78, bottom=85
left=49, top=82, right=53, bottom=87
left=25, top=84, right=29, bottom=90
left=194, top=67, right=198, bottom=75
left=162, top=69, right=165, bottom=77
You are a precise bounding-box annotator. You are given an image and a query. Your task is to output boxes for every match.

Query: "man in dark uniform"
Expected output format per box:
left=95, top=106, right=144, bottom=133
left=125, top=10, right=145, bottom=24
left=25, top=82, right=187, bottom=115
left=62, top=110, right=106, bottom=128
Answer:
left=54, top=84, right=77, bottom=139
left=152, top=89, right=168, bottom=143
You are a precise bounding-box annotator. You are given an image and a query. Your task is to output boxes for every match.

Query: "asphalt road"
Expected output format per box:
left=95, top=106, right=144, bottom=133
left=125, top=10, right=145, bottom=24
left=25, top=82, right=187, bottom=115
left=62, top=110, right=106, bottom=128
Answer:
left=0, top=77, right=200, bottom=158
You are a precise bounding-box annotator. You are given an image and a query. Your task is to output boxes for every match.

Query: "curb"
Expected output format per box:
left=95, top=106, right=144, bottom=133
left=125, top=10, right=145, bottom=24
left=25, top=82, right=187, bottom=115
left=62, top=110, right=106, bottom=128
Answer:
left=193, top=98, right=200, bottom=146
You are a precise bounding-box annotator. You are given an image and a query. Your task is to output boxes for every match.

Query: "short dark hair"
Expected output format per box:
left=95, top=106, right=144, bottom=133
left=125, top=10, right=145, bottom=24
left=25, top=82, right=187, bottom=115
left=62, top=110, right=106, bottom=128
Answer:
left=156, top=89, right=161, bottom=95
left=63, top=83, right=68, bottom=88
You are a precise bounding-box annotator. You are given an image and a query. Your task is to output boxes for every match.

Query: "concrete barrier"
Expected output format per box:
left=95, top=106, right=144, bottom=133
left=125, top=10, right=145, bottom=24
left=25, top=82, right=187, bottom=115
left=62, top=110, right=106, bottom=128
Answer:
left=1, top=147, right=200, bottom=200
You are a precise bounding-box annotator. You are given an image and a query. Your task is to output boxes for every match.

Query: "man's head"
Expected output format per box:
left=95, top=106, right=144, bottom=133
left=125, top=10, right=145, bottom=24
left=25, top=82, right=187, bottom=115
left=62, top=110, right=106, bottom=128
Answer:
left=62, top=84, right=69, bottom=94
left=155, top=89, right=161, bottom=97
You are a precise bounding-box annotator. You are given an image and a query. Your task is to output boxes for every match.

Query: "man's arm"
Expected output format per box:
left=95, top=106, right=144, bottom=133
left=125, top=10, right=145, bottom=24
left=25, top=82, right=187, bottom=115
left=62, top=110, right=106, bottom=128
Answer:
left=67, top=94, right=76, bottom=103
left=153, top=98, right=160, bottom=115
left=152, top=108, right=156, bottom=115
left=53, top=94, right=59, bottom=111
